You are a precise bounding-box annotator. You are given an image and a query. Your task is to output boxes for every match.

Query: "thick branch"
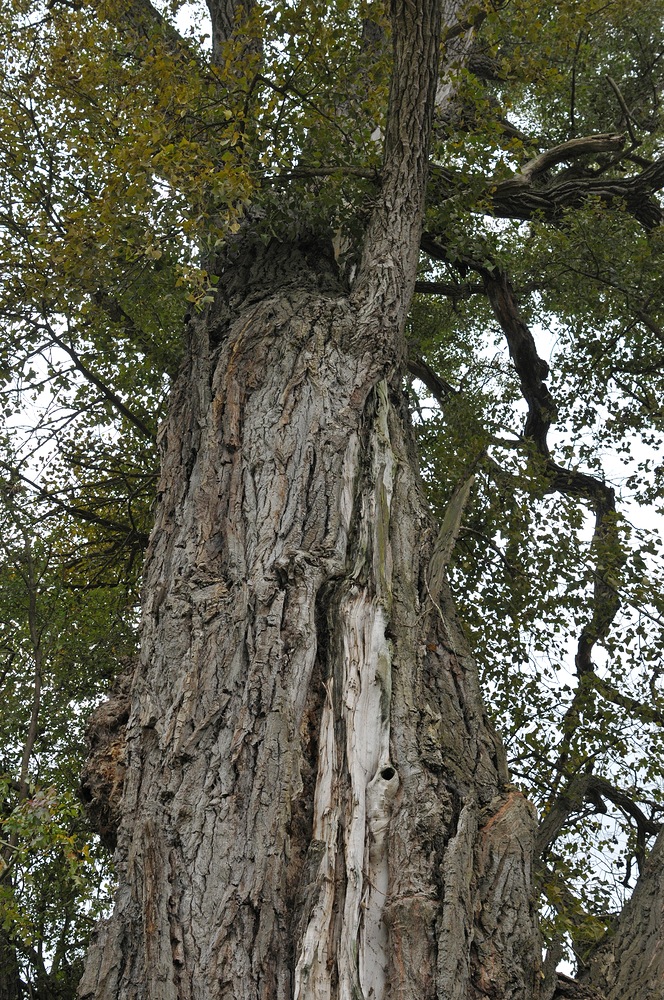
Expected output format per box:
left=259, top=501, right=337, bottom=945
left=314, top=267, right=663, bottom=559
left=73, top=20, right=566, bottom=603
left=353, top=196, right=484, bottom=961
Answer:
left=406, top=355, right=458, bottom=400
left=123, top=0, right=190, bottom=52
left=427, top=472, right=475, bottom=602
left=471, top=269, right=647, bottom=829
left=427, top=135, right=664, bottom=231
left=414, top=278, right=483, bottom=298
left=484, top=272, right=557, bottom=454
left=481, top=271, right=622, bottom=683
left=489, top=153, right=664, bottom=231
left=351, top=0, right=470, bottom=347
left=554, top=974, right=607, bottom=999
left=507, top=134, right=626, bottom=185
left=536, top=773, right=659, bottom=860
left=206, top=0, right=261, bottom=66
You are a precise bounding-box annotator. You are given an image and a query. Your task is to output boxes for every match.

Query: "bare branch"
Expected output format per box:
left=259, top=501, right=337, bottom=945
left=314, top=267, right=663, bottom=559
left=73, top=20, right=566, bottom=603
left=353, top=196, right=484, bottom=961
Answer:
left=513, top=133, right=626, bottom=184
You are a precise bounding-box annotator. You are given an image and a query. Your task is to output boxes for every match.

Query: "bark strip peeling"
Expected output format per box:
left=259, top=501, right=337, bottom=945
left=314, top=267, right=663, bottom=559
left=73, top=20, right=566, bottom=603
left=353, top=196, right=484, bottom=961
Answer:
left=294, top=381, right=398, bottom=1000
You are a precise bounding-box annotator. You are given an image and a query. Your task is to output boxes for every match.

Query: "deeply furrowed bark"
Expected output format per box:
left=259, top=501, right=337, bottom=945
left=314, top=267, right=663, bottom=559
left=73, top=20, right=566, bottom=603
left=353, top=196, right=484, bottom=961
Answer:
left=79, top=241, right=541, bottom=999
left=78, top=0, right=546, bottom=993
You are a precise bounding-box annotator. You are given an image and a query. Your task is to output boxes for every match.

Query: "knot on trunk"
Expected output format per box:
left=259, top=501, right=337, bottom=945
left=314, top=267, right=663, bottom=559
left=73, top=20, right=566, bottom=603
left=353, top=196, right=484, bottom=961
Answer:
left=79, top=670, right=132, bottom=851
left=367, top=762, right=400, bottom=859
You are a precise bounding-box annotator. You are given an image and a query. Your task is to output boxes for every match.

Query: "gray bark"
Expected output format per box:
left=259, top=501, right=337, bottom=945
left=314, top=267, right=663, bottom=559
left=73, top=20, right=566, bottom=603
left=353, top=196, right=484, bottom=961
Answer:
left=79, top=238, right=542, bottom=1000
left=79, top=0, right=545, bottom=995
left=583, top=828, right=664, bottom=1000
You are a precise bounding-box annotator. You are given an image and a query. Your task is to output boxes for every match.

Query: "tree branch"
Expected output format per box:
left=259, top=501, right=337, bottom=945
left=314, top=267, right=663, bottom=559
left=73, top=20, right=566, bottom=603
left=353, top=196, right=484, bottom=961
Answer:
left=553, top=973, right=607, bottom=999
left=479, top=271, right=623, bottom=687
left=511, top=134, right=626, bottom=185
left=414, top=278, right=483, bottom=298
left=17, top=535, right=43, bottom=802
left=483, top=271, right=557, bottom=454
left=465, top=268, right=644, bottom=811
left=406, top=355, right=458, bottom=400
left=44, top=323, right=156, bottom=442
left=0, top=463, right=150, bottom=545
left=350, top=0, right=448, bottom=339
left=605, top=76, right=640, bottom=147
left=266, top=165, right=380, bottom=182
left=537, top=772, right=660, bottom=860
left=89, top=0, right=197, bottom=61
left=488, top=151, right=664, bottom=231
left=426, top=134, right=664, bottom=231
left=584, top=828, right=664, bottom=997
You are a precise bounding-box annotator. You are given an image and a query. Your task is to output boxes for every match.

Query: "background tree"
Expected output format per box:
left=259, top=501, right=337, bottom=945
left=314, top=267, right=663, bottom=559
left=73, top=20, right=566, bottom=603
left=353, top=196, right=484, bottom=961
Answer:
left=2, top=0, right=664, bottom=998
left=0, top=476, right=139, bottom=997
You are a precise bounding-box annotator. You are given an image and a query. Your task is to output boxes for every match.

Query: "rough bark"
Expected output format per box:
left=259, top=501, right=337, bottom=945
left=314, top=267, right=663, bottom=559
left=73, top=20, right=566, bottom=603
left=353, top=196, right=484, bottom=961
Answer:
left=79, top=0, right=545, bottom=995
left=583, top=828, right=664, bottom=1000
left=80, top=671, right=132, bottom=852
left=79, top=238, right=542, bottom=999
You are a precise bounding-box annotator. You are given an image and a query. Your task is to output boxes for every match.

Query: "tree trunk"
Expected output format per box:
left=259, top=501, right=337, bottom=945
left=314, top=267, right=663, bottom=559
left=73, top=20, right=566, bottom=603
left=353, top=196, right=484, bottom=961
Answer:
left=78, top=0, right=546, bottom=993
left=582, top=827, right=664, bottom=1000
left=79, top=239, right=542, bottom=1000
